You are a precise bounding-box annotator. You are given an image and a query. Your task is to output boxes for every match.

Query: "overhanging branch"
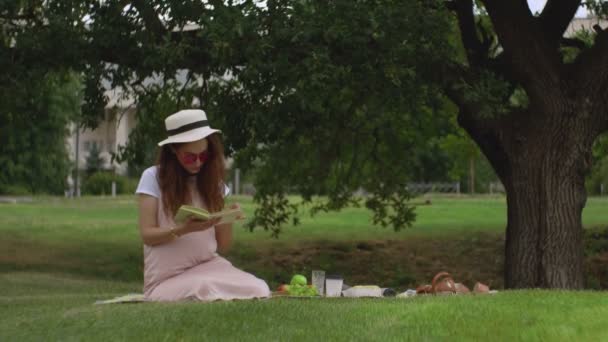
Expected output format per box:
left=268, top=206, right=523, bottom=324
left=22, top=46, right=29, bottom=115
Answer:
left=538, top=0, right=581, bottom=43
left=439, top=58, right=513, bottom=181
left=131, top=0, right=166, bottom=37
left=562, top=37, right=588, bottom=50
left=572, top=25, right=608, bottom=93
left=448, top=0, right=486, bottom=66
left=481, top=0, right=563, bottom=91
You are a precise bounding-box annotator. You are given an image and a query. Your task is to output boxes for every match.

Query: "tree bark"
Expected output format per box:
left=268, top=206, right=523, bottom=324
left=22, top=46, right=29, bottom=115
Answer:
left=461, top=104, right=595, bottom=289
left=502, top=147, right=586, bottom=289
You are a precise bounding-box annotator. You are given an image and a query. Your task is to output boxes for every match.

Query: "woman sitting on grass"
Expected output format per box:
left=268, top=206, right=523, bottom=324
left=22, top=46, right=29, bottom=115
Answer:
left=135, top=109, right=270, bottom=302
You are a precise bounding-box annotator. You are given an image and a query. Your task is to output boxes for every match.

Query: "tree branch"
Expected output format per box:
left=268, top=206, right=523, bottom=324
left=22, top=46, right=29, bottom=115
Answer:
left=481, top=0, right=563, bottom=93
left=448, top=1, right=518, bottom=95
left=538, top=0, right=581, bottom=43
left=572, top=26, right=608, bottom=93
left=440, top=62, right=481, bottom=116
left=457, top=109, right=510, bottom=182
left=562, top=37, right=588, bottom=50
left=442, top=62, right=511, bottom=181
left=130, top=0, right=166, bottom=37
left=449, top=0, right=486, bottom=66
left=569, top=26, right=608, bottom=133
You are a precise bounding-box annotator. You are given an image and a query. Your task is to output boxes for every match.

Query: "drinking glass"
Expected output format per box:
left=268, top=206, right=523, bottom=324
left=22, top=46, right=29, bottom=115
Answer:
left=325, top=275, right=343, bottom=297
left=312, top=270, right=325, bottom=296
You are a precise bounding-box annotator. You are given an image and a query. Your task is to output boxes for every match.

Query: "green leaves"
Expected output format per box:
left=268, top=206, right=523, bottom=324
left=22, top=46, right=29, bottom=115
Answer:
left=1, top=0, right=457, bottom=233
left=227, top=0, right=454, bottom=234
left=245, top=193, right=299, bottom=238
left=0, top=71, right=81, bottom=194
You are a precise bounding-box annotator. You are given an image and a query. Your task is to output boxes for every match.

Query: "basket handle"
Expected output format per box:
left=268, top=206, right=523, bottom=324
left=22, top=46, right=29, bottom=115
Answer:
left=431, top=272, right=456, bottom=294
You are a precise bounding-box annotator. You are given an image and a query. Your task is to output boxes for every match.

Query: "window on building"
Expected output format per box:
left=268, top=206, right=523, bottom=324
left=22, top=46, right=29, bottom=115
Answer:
left=84, top=140, right=103, bottom=152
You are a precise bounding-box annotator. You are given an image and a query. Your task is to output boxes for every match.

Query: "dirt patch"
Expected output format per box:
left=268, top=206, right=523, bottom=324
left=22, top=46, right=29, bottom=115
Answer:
left=229, top=232, right=505, bottom=291
left=230, top=227, right=608, bottom=291
left=3, top=227, right=607, bottom=291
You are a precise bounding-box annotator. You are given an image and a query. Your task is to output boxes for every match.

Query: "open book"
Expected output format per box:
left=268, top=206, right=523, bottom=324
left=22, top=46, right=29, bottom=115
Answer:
left=174, top=205, right=244, bottom=225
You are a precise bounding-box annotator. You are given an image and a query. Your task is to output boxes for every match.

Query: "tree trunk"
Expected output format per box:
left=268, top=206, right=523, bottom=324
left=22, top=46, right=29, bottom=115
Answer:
left=502, top=156, right=586, bottom=289
left=459, top=105, right=595, bottom=289
left=446, top=0, right=606, bottom=289
left=469, top=155, right=475, bottom=194
left=498, top=112, right=593, bottom=289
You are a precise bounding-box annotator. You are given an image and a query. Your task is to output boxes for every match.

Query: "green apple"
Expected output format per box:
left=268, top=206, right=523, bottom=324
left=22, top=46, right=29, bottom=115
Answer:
left=290, top=274, right=307, bottom=286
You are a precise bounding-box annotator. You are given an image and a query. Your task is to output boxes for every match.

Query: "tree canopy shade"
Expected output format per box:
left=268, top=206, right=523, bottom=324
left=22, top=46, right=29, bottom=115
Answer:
left=3, top=0, right=608, bottom=289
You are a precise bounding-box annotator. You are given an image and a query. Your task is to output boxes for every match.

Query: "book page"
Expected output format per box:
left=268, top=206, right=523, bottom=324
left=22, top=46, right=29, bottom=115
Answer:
left=174, top=205, right=210, bottom=224
left=210, top=208, right=243, bottom=225
left=174, top=205, right=243, bottom=225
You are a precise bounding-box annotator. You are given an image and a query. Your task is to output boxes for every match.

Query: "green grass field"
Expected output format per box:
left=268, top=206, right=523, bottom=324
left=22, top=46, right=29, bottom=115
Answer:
left=2, top=272, right=608, bottom=341
left=3, top=195, right=607, bottom=241
left=1, top=195, right=608, bottom=341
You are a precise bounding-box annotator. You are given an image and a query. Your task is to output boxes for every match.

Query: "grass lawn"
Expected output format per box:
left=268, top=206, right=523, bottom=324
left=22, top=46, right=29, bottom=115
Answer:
left=1, top=195, right=608, bottom=340
left=2, top=195, right=607, bottom=242
left=2, top=273, right=608, bottom=341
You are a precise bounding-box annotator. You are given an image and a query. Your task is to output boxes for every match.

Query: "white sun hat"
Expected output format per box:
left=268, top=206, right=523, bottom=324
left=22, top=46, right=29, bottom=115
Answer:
left=157, top=109, right=221, bottom=146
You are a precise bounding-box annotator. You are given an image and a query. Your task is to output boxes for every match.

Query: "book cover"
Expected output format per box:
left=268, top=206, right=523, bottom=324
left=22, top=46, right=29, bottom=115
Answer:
left=174, top=205, right=243, bottom=225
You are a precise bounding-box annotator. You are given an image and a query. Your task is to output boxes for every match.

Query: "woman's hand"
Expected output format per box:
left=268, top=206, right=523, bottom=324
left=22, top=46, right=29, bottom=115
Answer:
left=178, top=216, right=221, bottom=235
left=215, top=203, right=242, bottom=254
left=228, top=203, right=246, bottom=220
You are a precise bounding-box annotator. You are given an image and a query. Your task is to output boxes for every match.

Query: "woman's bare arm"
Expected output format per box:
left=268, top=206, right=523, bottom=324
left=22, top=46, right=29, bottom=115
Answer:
left=137, top=194, right=219, bottom=246
left=215, top=222, right=233, bottom=254
left=215, top=203, right=244, bottom=254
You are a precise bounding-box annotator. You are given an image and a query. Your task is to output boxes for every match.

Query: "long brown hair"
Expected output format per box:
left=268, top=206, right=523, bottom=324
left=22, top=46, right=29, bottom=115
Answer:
left=156, top=133, right=226, bottom=217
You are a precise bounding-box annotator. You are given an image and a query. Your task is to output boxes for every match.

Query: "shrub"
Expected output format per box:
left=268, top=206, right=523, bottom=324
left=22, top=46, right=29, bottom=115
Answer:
left=584, top=226, right=608, bottom=256
left=586, top=156, right=608, bottom=196
left=0, top=184, right=32, bottom=196
left=83, top=172, right=137, bottom=195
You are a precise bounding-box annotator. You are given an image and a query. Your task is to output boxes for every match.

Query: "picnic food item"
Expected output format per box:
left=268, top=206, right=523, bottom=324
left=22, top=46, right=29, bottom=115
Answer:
left=275, top=274, right=320, bottom=296
left=276, top=283, right=318, bottom=296
left=473, top=282, right=490, bottom=293
left=416, top=272, right=474, bottom=295
left=288, top=284, right=318, bottom=296
left=290, top=274, right=318, bottom=296
left=291, top=274, right=307, bottom=286
left=277, top=284, right=290, bottom=293
left=173, top=205, right=244, bottom=225
left=342, top=285, right=383, bottom=298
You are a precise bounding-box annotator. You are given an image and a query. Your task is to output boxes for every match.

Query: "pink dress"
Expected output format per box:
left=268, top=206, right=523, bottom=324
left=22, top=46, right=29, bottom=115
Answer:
left=140, top=171, right=270, bottom=302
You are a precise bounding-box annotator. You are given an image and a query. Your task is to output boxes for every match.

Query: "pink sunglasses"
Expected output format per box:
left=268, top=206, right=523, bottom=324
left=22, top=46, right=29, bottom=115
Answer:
left=178, top=150, right=209, bottom=165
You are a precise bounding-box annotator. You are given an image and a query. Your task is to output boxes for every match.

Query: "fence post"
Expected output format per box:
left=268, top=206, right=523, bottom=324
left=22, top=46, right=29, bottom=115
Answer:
left=235, top=168, right=240, bottom=195
left=111, top=181, right=116, bottom=197
left=601, top=183, right=605, bottom=197
left=456, top=182, right=460, bottom=196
